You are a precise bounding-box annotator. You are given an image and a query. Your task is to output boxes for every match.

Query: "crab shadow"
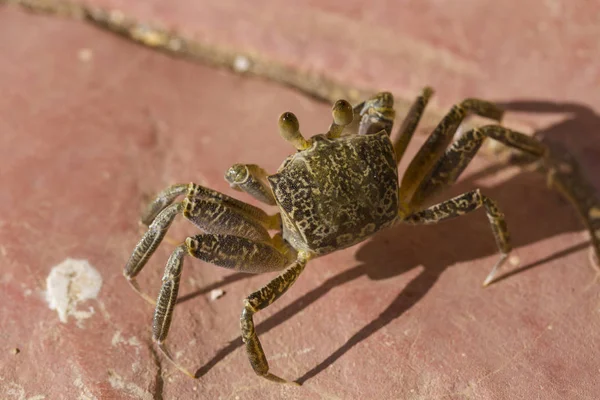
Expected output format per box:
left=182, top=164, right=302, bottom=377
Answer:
left=192, top=99, right=600, bottom=383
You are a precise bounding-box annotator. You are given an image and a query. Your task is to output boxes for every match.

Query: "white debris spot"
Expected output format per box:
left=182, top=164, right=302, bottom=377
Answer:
left=3, top=381, right=46, bottom=400
left=71, top=365, right=98, bottom=400
left=111, top=331, right=141, bottom=348
left=509, top=255, right=520, bottom=267
left=45, top=258, right=102, bottom=324
left=78, top=48, right=93, bottom=62
left=269, top=347, right=313, bottom=361
left=73, top=377, right=97, bottom=400
left=209, top=288, right=225, bottom=301
left=168, top=38, right=183, bottom=51
left=233, top=55, right=251, bottom=72
left=108, top=9, right=125, bottom=24
left=107, top=370, right=152, bottom=400
left=131, top=361, right=140, bottom=373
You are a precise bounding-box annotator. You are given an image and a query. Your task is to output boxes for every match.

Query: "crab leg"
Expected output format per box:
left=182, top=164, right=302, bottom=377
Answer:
left=400, top=98, right=504, bottom=205
left=398, top=102, right=600, bottom=271
left=408, top=125, right=546, bottom=208
left=125, top=202, right=183, bottom=304
left=401, top=189, right=511, bottom=286
left=142, top=182, right=277, bottom=227
left=152, top=234, right=297, bottom=378
left=124, top=182, right=280, bottom=303
left=392, top=87, right=434, bottom=165
left=141, top=183, right=188, bottom=226
left=225, top=164, right=277, bottom=205
left=541, top=142, right=600, bottom=267
left=241, top=253, right=309, bottom=384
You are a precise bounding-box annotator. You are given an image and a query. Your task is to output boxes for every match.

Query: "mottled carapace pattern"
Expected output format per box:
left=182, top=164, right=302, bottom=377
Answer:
left=269, top=132, right=398, bottom=255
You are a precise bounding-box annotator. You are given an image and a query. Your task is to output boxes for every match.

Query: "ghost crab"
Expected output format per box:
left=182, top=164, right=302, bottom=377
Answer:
left=124, top=88, right=600, bottom=384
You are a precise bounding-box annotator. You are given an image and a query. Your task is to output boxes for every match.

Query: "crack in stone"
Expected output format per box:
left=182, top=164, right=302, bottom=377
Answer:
left=148, top=342, right=164, bottom=400
left=1, top=0, right=443, bottom=126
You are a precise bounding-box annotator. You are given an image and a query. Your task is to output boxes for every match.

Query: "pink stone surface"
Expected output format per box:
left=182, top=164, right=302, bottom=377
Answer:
left=85, top=0, right=600, bottom=107
left=1, top=2, right=600, bottom=400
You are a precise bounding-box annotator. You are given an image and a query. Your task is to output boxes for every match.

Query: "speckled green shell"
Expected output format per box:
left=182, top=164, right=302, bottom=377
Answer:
left=268, top=131, right=399, bottom=255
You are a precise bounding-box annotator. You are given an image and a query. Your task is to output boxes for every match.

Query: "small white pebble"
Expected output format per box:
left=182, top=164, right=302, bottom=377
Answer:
left=78, top=48, right=93, bottom=62
left=132, top=25, right=165, bottom=47
left=210, top=289, right=225, bottom=301
left=168, top=38, right=183, bottom=51
left=509, top=255, right=520, bottom=266
left=109, top=9, right=125, bottom=23
left=233, top=55, right=251, bottom=73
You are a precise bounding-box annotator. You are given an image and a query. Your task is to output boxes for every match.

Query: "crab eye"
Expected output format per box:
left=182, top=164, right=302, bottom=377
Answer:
left=225, top=164, right=248, bottom=185
left=332, top=99, right=353, bottom=126
left=278, top=112, right=310, bottom=150
left=279, top=112, right=300, bottom=134
left=327, top=99, right=354, bottom=138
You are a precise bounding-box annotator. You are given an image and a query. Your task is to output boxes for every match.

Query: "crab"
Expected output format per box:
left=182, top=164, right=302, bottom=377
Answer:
left=124, top=88, right=600, bottom=384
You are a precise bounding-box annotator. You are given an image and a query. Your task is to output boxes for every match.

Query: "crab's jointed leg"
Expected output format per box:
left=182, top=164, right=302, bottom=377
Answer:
left=140, top=183, right=188, bottom=226
left=541, top=143, right=600, bottom=267
left=401, top=189, right=510, bottom=286
left=392, top=87, right=434, bottom=165
left=152, top=233, right=296, bottom=378
left=124, top=182, right=280, bottom=303
left=400, top=97, right=504, bottom=205
left=125, top=180, right=306, bottom=380
left=408, top=125, right=546, bottom=208
left=225, top=164, right=277, bottom=206
left=240, top=253, right=309, bottom=385
left=393, top=90, right=600, bottom=282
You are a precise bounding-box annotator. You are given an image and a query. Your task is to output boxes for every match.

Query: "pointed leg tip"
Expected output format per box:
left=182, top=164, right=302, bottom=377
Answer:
left=263, top=372, right=298, bottom=385
left=482, top=253, right=509, bottom=287
left=126, top=278, right=157, bottom=305
left=164, top=235, right=182, bottom=247
left=157, top=342, right=197, bottom=379
left=589, top=248, right=600, bottom=269
left=182, top=368, right=198, bottom=379
left=482, top=276, right=495, bottom=287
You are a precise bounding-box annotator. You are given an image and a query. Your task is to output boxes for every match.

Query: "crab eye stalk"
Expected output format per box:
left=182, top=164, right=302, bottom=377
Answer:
left=327, top=99, right=353, bottom=138
left=279, top=112, right=310, bottom=150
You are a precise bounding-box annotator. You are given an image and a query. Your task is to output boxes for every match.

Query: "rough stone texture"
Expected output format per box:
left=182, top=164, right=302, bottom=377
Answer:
left=81, top=0, right=600, bottom=105
left=1, top=3, right=600, bottom=400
